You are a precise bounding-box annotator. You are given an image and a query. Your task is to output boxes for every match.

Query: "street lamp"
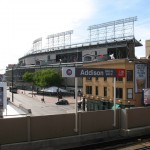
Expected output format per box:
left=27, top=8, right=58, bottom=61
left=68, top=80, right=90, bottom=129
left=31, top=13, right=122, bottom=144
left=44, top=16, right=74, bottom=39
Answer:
left=57, top=59, right=62, bottom=101
left=11, top=67, right=14, bottom=102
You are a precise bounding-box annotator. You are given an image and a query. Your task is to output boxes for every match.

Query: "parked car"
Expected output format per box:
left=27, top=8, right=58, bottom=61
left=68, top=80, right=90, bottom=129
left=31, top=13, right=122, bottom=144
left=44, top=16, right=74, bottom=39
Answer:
left=56, top=99, right=69, bottom=105
left=9, top=87, right=17, bottom=93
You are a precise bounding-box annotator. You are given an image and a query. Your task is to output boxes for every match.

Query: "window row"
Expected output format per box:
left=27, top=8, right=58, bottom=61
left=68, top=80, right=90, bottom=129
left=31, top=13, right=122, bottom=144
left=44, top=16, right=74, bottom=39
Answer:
left=86, top=86, right=133, bottom=99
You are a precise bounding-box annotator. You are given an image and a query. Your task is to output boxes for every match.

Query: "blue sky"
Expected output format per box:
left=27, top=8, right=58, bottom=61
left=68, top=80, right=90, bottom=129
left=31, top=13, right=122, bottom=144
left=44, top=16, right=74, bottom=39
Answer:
left=0, top=0, right=150, bottom=73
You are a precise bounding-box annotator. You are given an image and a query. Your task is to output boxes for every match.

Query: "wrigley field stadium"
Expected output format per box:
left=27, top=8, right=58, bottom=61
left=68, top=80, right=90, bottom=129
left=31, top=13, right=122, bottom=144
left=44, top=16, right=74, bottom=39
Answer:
left=6, top=16, right=142, bottom=91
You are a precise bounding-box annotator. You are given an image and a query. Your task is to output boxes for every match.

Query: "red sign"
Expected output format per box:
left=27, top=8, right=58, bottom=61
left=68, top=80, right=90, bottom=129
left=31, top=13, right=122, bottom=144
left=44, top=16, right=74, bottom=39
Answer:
left=116, top=69, right=125, bottom=78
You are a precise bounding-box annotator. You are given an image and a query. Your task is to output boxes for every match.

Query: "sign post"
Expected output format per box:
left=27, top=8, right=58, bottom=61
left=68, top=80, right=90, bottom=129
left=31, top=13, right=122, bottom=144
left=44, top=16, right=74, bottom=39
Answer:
left=62, top=67, right=125, bottom=129
left=74, top=77, right=78, bottom=132
left=62, top=67, right=78, bottom=132
left=113, top=77, right=116, bottom=127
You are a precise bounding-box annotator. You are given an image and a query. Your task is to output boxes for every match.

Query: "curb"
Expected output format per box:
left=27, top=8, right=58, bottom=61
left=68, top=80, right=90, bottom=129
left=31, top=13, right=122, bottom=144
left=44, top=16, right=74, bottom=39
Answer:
left=19, top=104, right=32, bottom=114
left=7, top=98, right=32, bottom=114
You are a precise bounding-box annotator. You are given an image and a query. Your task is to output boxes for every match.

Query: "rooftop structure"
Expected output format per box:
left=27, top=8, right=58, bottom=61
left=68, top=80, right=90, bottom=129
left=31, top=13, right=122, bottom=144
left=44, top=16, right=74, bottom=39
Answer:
left=146, top=39, right=150, bottom=57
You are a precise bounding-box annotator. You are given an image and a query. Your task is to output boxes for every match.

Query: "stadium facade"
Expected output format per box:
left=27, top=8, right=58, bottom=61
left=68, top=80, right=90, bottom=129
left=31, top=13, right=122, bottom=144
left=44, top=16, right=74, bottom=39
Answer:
left=6, top=16, right=142, bottom=90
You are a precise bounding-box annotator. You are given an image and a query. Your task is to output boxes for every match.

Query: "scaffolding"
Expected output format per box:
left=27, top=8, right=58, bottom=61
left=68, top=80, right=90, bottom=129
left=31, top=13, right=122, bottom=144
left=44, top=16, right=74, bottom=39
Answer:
left=46, top=30, right=73, bottom=50
left=32, top=37, right=42, bottom=52
left=88, top=16, right=137, bottom=43
left=25, top=16, right=141, bottom=57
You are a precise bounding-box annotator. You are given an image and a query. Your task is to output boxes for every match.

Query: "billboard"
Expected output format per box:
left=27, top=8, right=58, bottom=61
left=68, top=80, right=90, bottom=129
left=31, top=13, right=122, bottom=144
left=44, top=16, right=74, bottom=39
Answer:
left=0, top=87, right=3, bottom=109
left=143, top=88, right=150, bottom=105
left=0, top=82, right=7, bottom=110
left=135, top=64, right=147, bottom=93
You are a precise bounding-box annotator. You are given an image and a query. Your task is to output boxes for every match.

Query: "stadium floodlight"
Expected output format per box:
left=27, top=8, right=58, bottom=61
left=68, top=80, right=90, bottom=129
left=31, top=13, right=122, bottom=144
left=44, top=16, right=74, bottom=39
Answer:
left=88, top=16, right=137, bottom=30
left=65, top=30, right=73, bottom=35
left=33, top=37, right=42, bottom=44
left=87, top=16, right=137, bottom=43
left=47, top=30, right=73, bottom=39
left=46, top=30, right=73, bottom=49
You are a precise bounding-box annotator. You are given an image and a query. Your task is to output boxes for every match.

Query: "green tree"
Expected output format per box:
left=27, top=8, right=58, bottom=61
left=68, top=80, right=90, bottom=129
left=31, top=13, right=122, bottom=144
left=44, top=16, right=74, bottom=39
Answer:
left=34, top=69, right=62, bottom=87
left=23, top=72, right=34, bottom=83
left=33, top=69, right=63, bottom=100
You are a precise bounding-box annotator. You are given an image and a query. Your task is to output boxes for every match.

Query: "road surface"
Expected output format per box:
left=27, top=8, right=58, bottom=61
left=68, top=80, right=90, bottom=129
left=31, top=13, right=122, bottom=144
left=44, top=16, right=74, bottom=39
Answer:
left=7, top=90, right=77, bottom=116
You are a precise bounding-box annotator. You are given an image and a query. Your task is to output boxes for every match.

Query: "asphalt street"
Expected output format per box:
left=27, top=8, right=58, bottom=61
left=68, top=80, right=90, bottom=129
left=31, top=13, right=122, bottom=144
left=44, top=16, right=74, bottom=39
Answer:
left=7, top=90, right=77, bottom=116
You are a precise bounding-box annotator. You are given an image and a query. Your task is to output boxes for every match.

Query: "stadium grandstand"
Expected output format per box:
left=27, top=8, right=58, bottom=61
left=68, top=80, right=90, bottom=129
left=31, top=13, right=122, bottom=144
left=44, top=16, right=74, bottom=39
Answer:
left=6, top=16, right=142, bottom=89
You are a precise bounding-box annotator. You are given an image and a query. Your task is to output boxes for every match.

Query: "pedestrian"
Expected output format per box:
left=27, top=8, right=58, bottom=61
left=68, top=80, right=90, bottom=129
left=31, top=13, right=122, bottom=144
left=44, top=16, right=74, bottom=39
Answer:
left=58, top=91, right=62, bottom=101
left=59, top=91, right=62, bottom=99
left=41, top=98, right=45, bottom=103
left=57, top=89, right=59, bottom=101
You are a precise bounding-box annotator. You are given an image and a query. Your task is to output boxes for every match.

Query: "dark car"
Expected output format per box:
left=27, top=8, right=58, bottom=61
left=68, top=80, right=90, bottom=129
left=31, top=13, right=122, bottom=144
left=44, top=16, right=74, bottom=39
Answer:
left=9, top=87, right=17, bottom=93
left=56, top=99, right=69, bottom=105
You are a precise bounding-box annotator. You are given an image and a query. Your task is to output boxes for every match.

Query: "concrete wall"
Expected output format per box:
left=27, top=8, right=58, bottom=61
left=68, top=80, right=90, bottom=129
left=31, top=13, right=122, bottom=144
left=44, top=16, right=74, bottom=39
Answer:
left=30, top=114, right=76, bottom=141
left=126, top=107, right=150, bottom=129
left=78, top=110, right=120, bottom=134
left=1, top=107, right=150, bottom=145
left=0, top=110, right=118, bottom=145
left=0, top=117, right=28, bottom=144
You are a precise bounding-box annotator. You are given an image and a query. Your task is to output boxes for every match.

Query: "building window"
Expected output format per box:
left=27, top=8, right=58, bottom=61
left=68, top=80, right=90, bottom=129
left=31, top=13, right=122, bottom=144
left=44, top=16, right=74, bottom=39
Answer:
left=95, top=51, right=97, bottom=59
left=116, top=88, right=123, bottom=98
left=96, top=86, right=98, bottom=95
left=127, top=70, right=133, bottom=81
left=104, top=77, right=107, bottom=81
left=116, top=77, right=123, bottom=81
left=84, top=56, right=92, bottom=61
left=86, top=77, right=92, bottom=80
left=36, top=60, right=40, bottom=65
left=104, top=87, right=107, bottom=97
left=127, top=88, right=133, bottom=99
left=86, top=86, right=92, bottom=94
left=47, top=55, right=50, bottom=61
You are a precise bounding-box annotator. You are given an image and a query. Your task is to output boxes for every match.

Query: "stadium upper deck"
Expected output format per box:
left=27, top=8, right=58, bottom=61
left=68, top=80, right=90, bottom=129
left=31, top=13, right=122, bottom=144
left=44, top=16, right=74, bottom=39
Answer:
left=18, top=16, right=142, bottom=67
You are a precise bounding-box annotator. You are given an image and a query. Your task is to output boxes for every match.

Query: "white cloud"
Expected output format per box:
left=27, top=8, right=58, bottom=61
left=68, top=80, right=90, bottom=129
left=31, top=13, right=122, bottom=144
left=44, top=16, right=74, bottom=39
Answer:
left=0, top=0, right=150, bottom=74
left=7, top=0, right=93, bottom=33
left=0, top=0, right=94, bottom=73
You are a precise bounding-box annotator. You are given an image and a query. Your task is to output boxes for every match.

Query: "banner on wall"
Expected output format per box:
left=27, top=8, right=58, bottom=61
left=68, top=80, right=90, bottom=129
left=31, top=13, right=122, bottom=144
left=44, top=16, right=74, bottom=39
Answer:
left=0, top=87, right=3, bottom=109
left=0, top=82, right=7, bottom=110
left=62, top=67, right=125, bottom=78
left=143, top=88, right=150, bottom=105
left=135, top=64, right=147, bottom=93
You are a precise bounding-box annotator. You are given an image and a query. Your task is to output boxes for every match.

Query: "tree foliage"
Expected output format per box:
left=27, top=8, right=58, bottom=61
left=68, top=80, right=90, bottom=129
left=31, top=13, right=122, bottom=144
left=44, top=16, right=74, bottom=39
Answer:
left=23, top=69, right=63, bottom=88
left=22, top=72, right=34, bottom=83
left=33, top=69, right=63, bottom=88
